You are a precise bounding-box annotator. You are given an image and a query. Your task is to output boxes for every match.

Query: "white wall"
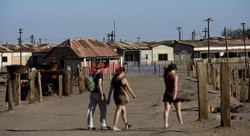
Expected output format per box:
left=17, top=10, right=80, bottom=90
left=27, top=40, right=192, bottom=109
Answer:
left=140, top=49, right=152, bottom=64
left=152, top=45, right=174, bottom=61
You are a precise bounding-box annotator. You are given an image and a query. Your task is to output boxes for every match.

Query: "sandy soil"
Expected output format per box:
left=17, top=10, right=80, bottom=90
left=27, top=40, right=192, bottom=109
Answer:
left=0, top=65, right=249, bottom=136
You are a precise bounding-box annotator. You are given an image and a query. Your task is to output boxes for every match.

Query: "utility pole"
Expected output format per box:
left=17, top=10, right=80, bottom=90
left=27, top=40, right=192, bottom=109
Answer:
left=192, top=30, right=196, bottom=40
left=18, top=28, right=23, bottom=65
left=30, top=34, right=35, bottom=45
left=224, top=27, right=229, bottom=62
left=39, top=38, right=41, bottom=45
left=204, top=18, right=213, bottom=62
left=114, top=21, right=116, bottom=42
left=241, top=22, right=247, bottom=69
left=202, top=27, right=208, bottom=39
left=176, top=27, right=182, bottom=41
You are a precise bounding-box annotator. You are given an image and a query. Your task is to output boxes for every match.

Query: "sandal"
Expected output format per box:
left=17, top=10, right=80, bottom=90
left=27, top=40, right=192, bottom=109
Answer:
left=125, top=123, right=132, bottom=130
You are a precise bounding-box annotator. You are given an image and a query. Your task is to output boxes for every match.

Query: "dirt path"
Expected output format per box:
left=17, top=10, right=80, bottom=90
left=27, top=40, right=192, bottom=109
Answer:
left=0, top=66, right=249, bottom=136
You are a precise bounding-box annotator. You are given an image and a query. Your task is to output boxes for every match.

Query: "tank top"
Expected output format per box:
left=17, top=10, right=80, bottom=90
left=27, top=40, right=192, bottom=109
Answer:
left=112, top=77, right=126, bottom=96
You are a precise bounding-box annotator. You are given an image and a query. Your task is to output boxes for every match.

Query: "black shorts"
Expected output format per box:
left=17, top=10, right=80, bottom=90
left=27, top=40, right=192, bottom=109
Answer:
left=163, top=94, right=181, bottom=104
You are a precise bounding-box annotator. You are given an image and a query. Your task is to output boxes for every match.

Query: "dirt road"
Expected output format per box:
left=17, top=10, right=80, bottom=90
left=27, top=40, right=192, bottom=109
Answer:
left=0, top=66, right=249, bottom=136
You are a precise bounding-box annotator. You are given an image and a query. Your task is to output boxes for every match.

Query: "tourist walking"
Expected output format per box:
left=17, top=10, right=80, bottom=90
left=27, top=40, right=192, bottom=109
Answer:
left=107, top=67, right=136, bottom=131
left=163, top=64, right=183, bottom=128
left=86, top=63, right=110, bottom=130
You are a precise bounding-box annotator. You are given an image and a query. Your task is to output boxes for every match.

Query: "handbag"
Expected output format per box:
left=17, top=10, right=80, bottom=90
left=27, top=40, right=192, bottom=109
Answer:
left=121, top=87, right=129, bottom=103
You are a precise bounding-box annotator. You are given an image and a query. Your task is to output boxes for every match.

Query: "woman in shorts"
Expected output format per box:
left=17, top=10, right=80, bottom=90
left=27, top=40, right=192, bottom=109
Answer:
left=107, top=67, right=136, bottom=131
left=163, top=64, right=183, bottom=128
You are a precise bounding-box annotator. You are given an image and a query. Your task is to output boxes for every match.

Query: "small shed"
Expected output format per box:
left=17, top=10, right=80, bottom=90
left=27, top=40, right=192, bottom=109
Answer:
left=44, top=38, right=119, bottom=75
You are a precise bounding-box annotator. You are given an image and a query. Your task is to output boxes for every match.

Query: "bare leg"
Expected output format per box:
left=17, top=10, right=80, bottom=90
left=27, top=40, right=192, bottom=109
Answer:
left=164, top=102, right=171, bottom=128
left=113, top=105, right=122, bottom=131
left=121, top=106, right=128, bottom=124
left=173, top=102, right=183, bottom=124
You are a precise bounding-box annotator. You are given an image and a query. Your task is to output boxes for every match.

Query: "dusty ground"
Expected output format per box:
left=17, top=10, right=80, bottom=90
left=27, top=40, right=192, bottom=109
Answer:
left=0, top=65, right=250, bottom=136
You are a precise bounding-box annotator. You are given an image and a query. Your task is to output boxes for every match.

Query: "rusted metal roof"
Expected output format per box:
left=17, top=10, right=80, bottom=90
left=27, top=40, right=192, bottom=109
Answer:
left=57, top=38, right=118, bottom=58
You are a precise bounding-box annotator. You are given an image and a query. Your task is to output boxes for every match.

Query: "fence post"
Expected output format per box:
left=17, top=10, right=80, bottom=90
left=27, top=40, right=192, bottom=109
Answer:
left=207, top=63, right=212, bottom=85
left=7, top=75, right=14, bottom=110
left=15, top=73, right=21, bottom=105
left=197, top=63, right=208, bottom=120
left=248, top=69, right=250, bottom=103
left=220, top=62, right=231, bottom=127
left=192, top=64, right=197, bottom=78
left=38, top=71, right=43, bottom=102
left=240, top=70, right=246, bottom=103
left=64, top=71, right=70, bottom=96
left=29, top=70, right=36, bottom=104
left=79, top=67, right=84, bottom=94
left=58, top=75, right=63, bottom=97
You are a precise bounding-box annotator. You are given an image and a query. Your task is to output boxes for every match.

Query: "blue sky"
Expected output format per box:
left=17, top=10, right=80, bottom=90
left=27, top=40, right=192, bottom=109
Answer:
left=0, top=0, right=249, bottom=44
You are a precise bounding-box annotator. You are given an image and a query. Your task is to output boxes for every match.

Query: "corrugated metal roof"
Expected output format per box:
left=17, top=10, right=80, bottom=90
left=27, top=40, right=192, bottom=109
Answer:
left=107, top=42, right=152, bottom=50
left=57, top=38, right=118, bottom=58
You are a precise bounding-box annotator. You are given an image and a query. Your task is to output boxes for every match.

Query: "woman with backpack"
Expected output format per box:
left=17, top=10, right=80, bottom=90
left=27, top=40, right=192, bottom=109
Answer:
left=107, top=67, right=136, bottom=131
left=163, top=64, right=183, bottom=128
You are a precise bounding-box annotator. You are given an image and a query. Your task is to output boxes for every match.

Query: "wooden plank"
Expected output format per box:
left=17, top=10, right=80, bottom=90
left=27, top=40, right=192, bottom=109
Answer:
left=197, top=63, right=208, bottom=120
left=220, top=62, right=231, bottom=127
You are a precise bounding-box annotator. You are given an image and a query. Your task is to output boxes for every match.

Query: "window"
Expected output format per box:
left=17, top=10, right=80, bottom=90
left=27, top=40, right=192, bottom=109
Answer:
left=158, top=54, right=168, bottom=61
left=2, top=56, right=7, bottom=62
left=145, top=54, right=148, bottom=60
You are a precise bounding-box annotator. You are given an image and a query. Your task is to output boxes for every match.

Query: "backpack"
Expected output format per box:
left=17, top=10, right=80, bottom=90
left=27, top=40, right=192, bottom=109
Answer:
left=85, top=75, right=96, bottom=92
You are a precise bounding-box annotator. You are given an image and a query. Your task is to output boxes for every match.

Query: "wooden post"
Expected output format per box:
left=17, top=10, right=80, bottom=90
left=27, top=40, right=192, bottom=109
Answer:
left=7, top=75, right=14, bottom=110
left=159, top=64, right=161, bottom=77
left=192, top=65, right=197, bottom=78
left=59, top=75, right=63, bottom=97
left=154, top=62, right=156, bottom=74
left=207, top=63, right=212, bottom=85
left=79, top=67, right=84, bottom=94
left=69, top=73, right=73, bottom=95
left=215, top=68, right=220, bottom=90
left=240, top=71, right=246, bottom=103
left=82, top=67, right=86, bottom=91
left=248, top=69, right=250, bottom=103
left=187, top=65, right=190, bottom=77
left=146, top=62, right=148, bottom=75
left=220, top=62, right=231, bottom=127
left=64, top=71, right=70, bottom=96
left=197, top=63, right=208, bottom=120
left=211, top=65, right=216, bottom=89
left=29, top=70, right=35, bottom=104
left=15, top=73, right=21, bottom=106
left=38, top=71, right=43, bottom=102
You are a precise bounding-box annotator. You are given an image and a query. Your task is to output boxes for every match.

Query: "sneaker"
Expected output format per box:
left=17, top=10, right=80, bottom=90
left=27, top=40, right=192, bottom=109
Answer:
left=101, top=126, right=111, bottom=130
left=125, top=124, right=131, bottom=130
left=88, top=127, right=96, bottom=130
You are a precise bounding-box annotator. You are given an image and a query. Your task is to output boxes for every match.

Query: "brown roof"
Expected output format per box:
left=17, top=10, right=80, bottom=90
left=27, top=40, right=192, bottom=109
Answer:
left=57, top=38, right=118, bottom=58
